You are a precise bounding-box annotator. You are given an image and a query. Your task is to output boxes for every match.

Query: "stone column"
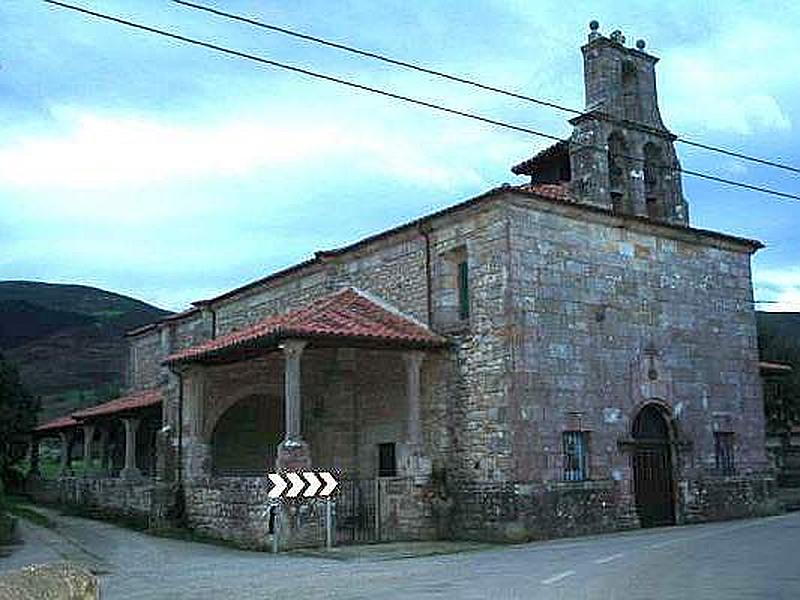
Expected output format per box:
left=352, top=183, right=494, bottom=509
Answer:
left=97, top=426, right=110, bottom=476
left=82, top=423, right=95, bottom=476
left=277, top=339, right=310, bottom=470
left=402, top=351, right=431, bottom=484
left=121, top=417, right=141, bottom=479
left=403, top=351, right=424, bottom=448
left=58, top=430, right=74, bottom=477
left=28, top=436, right=40, bottom=478
left=182, top=367, right=212, bottom=481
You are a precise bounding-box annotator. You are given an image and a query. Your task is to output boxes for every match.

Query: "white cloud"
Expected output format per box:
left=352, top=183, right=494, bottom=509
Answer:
left=661, top=20, right=794, bottom=135
left=754, top=267, right=800, bottom=312
left=0, top=107, right=485, bottom=194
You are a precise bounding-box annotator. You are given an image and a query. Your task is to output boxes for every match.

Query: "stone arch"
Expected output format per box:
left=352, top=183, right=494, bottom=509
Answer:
left=210, top=394, right=284, bottom=476
left=607, top=130, right=632, bottom=214
left=631, top=401, right=677, bottom=527
left=643, top=142, right=666, bottom=219
left=621, top=60, right=640, bottom=121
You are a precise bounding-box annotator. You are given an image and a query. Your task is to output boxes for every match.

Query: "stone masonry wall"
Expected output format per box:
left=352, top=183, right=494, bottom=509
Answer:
left=26, top=477, right=156, bottom=525
left=451, top=480, right=636, bottom=542
left=505, top=194, right=766, bottom=482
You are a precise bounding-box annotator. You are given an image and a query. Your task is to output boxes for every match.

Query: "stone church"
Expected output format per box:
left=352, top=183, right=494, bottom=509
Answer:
left=30, top=23, right=775, bottom=549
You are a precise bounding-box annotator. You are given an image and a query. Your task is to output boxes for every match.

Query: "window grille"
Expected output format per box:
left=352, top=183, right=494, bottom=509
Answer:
left=563, top=431, right=588, bottom=481
left=377, top=442, right=397, bottom=477
left=714, top=432, right=735, bottom=475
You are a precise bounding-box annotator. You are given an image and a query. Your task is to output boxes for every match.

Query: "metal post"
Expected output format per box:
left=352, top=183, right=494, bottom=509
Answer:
left=374, top=478, right=380, bottom=542
left=271, top=505, right=279, bottom=554
left=325, top=498, right=333, bottom=550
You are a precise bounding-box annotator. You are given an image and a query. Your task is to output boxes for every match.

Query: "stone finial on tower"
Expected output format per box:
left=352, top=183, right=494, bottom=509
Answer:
left=588, top=20, right=601, bottom=42
left=511, top=24, right=690, bottom=226
left=570, top=25, right=689, bottom=225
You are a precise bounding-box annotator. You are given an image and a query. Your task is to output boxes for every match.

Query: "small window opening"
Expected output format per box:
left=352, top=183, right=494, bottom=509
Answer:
left=563, top=431, right=589, bottom=481
left=646, top=197, right=661, bottom=219
left=714, top=432, right=735, bottom=475
left=457, top=260, right=470, bottom=320
left=611, top=192, right=624, bottom=214
left=377, top=442, right=397, bottom=477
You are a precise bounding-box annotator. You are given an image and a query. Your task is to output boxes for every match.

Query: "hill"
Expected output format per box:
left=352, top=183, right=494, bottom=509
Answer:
left=0, top=281, right=172, bottom=422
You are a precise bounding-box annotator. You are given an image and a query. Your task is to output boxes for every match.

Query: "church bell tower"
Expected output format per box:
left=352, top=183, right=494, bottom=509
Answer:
left=512, top=22, right=689, bottom=226
left=569, top=21, right=689, bottom=225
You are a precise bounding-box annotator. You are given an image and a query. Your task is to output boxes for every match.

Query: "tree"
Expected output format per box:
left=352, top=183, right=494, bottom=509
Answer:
left=0, top=353, right=39, bottom=485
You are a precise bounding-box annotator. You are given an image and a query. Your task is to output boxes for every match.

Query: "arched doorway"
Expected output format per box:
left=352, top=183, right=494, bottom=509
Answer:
left=211, top=395, right=283, bottom=476
left=632, top=403, right=676, bottom=527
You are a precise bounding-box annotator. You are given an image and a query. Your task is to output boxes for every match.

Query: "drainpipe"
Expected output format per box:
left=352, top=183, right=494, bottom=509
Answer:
left=418, top=223, right=433, bottom=327
left=176, top=370, right=184, bottom=487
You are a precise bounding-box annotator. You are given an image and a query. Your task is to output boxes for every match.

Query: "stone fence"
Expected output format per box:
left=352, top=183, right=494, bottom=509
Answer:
left=450, top=479, right=638, bottom=542
left=25, top=476, right=157, bottom=526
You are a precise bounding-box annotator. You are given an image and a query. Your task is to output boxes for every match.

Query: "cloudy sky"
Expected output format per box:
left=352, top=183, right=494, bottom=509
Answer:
left=1, top=0, right=799, bottom=312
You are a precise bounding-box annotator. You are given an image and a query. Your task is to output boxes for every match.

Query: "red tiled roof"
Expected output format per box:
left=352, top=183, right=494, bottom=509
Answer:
left=71, top=388, right=162, bottom=419
left=166, top=287, right=446, bottom=364
left=517, top=182, right=573, bottom=202
left=511, top=140, right=570, bottom=176
left=34, top=415, right=78, bottom=433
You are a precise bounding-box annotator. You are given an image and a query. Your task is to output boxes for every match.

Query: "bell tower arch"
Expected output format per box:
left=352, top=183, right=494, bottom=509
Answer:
left=568, top=22, right=689, bottom=225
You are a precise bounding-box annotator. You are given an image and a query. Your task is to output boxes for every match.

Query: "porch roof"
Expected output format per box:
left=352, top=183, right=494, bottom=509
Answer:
left=34, top=415, right=78, bottom=434
left=33, top=388, right=163, bottom=436
left=165, top=287, right=447, bottom=366
left=71, top=388, right=162, bottom=420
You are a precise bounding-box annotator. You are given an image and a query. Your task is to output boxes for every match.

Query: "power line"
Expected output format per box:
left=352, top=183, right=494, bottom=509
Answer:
left=43, top=0, right=800, bottom=202
left=173, top=0, right=800, bottom=176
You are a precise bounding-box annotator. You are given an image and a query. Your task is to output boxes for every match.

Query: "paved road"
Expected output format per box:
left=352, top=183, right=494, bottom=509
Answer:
left=2, top=508, right=800, bottom=599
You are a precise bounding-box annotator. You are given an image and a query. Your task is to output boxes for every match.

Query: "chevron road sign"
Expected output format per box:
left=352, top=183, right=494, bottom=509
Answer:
left=268, top=471, right=338, bottom=499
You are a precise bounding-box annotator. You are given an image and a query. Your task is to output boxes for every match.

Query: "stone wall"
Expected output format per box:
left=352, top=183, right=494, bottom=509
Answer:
left=26, top=477, right=156, bottom=525
left=501, top=194, right=768, bottom=518
left=451, top=480, right=637, bottom=543
left=377, top=478, right=440, bottom=541
left=184, top=477, right=275, bottom=549
left=681, top=474, right=778, bottom=523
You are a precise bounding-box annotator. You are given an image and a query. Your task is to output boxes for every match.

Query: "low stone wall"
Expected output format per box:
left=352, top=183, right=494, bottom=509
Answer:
left=450, top=479, right=637, bottom=543
left=378, top=478, right=439, bottom=541
left=184, top=477, right=325, bottom=551
left=26, top=476, right=156, bottom=525
left=0, top=562, right=98, bottom=600
left=184, top=477, right=274, bottom=549
left=680, top=474, right=779, bottom=523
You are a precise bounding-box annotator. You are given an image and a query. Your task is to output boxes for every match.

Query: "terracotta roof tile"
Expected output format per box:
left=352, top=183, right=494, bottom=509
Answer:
left=34, top=415, right=78, bottom=433
left=71, top=388, right=162, bottom=419
left=517, top=182, right=573, bottom=202
left=166, top=287, right=446, bottom=364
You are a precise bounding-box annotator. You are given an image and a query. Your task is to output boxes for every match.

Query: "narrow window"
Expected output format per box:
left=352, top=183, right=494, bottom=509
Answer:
left=646, top=196, right=661, bottom=219
left=714, top=432, right=735, bottom=475
left=563, top=431, right=588, bottom=481
left=457, top=260, right=470, bottom=320
left=377, top=443, right=397, bottom=477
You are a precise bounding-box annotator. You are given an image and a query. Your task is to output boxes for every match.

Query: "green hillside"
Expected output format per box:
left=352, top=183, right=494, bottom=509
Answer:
left=0, top=281, right=172, bottom=422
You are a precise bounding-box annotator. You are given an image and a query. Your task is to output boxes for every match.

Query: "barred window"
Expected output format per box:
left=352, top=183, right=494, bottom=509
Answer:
left=377, top=443, right=397, bottom=477
left=714, top=432, right=735, bottom=475
left=563, top=431, right=588, bottom=481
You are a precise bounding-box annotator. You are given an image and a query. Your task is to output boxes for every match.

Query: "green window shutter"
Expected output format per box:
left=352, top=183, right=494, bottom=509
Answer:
left=458, top=260, right=469, bottom=320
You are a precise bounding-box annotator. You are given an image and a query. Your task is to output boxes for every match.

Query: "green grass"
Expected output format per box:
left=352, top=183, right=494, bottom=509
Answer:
left=7, top=504, right=53, bottom=529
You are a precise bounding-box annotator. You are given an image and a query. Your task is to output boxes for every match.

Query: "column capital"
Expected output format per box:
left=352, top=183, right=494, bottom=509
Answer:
left=279, top=339, right=308, bottom=359
left=402, top=350, right=426, bottom=370
left=122, top=416, right=141, bottom=429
